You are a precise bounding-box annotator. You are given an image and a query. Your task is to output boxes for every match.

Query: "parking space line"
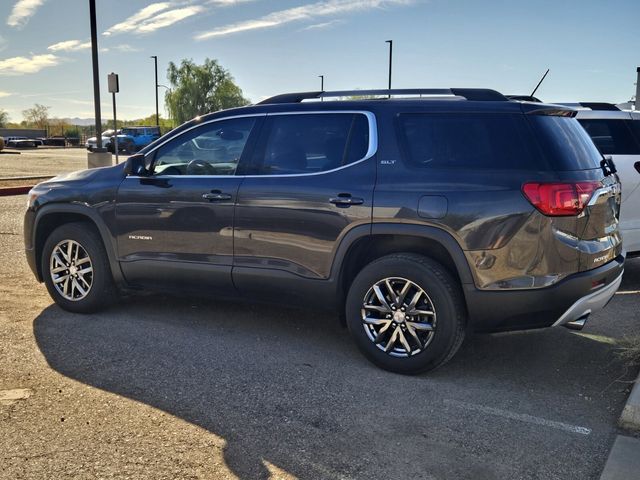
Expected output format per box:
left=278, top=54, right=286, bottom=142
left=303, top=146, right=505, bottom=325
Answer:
left=446, top=399, right=592, bottom=435
left=615, top=290, right=640, bottom=295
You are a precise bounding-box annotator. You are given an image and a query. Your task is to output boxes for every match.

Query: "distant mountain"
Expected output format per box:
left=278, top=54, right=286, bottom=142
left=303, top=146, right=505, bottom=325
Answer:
left=60, top=117, right=96, bottom=126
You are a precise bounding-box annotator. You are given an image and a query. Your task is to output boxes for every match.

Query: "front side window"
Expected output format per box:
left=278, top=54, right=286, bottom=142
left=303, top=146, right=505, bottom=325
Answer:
left=152, top=117, right=256, bottom=176
left=577, top=119, right=640, bottom=155
left=250, top=113, right=370, bottom=175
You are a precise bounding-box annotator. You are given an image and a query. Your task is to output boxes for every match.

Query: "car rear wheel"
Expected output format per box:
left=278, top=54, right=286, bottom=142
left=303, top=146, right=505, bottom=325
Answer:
left=42, top=222, right=116, bottom=313
left=345, top=253, right=466, bottom=374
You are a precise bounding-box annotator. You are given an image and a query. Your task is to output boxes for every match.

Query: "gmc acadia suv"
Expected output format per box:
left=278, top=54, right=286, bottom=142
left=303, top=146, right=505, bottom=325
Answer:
left=24, top=88, right=624, bottom=374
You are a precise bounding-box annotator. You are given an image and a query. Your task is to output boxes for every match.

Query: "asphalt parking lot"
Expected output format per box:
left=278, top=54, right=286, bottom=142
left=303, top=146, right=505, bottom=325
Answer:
left=1, top=193, right=639, bottom=480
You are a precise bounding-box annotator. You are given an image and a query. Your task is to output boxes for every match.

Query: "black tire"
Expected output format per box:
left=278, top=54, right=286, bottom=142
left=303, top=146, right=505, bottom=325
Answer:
left=41, top=222, right=117, bottom=313
left=345, top=253, right=466, bottom=374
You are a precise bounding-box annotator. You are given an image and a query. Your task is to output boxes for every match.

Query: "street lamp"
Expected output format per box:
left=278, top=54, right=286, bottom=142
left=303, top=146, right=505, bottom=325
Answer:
left=150, top=55, right=159, bottom=127
left=385, top=40, right=393, bottom=97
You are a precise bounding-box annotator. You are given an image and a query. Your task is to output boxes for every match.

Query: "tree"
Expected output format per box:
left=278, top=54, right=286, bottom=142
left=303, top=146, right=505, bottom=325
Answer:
left=0, top=109, right=8, bottom=128
left=165, top=58, right=250, bottom=125
left=22, top=104, right=50, bottom=130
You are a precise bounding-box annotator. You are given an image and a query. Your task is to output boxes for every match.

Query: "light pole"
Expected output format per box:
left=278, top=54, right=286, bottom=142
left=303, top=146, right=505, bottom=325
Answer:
left=151, top=55, right=159, bottom=127
left=89, top=0, right=103, bottom=150
left=385, top=40, right=393, bottom=97
left=157, top=84, right=172, bottom=128
left=319, top=75, right=324, bottom=101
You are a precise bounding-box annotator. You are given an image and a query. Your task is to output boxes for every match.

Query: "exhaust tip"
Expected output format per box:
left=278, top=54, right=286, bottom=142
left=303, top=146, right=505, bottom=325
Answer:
left=564, top=314, right=589, bottom=331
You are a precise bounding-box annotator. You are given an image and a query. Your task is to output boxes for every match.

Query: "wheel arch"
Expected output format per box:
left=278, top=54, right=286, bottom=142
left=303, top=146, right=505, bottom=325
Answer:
left=332, top=223, right=474, bottom=315
left=32, top=204, right=122, bottom=285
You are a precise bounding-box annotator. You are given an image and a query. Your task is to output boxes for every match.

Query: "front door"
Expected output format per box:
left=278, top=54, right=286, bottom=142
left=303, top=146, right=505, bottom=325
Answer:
left=116, top=115, right=261, bottom=292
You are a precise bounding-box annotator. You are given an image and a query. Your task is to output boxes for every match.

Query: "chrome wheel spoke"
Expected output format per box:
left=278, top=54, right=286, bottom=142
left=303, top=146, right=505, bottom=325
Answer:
left=396, top=280, right=411, bottom=306
left=405, top=323, right=424, bottom=349
left=363, top=317, right=391, bottom=327
left=54, top=274, right=70, bottom=284
left=364, top=304, right=391, bottom=314
left=384, top=328, right=400, bottom=353
left=397, top=328, right=413, bottom=355
left=372, top=285, right=392, bottom=311
left=75, top=257, right=90, bottom=266
left=408, top=308, right=434, bottom=317
left=406, top=321, right=434, bottom=331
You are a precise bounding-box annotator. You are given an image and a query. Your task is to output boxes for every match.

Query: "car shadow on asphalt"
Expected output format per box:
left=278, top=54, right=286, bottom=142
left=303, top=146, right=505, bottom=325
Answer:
left=33, top=293, right=637, bottom=480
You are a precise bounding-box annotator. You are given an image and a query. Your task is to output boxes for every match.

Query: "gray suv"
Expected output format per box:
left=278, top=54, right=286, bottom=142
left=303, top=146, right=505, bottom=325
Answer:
left=24, top=88, right=624, bottom=373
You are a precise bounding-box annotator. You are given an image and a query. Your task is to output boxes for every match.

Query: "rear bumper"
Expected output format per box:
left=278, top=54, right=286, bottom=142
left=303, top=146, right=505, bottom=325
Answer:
left=552, top=272, right=622, bottom=327
left=465, top=254, right=624, bottom=332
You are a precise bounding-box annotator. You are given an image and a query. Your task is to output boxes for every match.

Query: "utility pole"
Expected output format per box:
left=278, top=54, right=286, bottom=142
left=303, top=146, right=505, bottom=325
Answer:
left=386, top=40, right=393, bottom=97
left=89, top=0, right=103, bottom=150
left=319, top=75, right=324, bottom=101
left=151, top=55, right=159, bottom=127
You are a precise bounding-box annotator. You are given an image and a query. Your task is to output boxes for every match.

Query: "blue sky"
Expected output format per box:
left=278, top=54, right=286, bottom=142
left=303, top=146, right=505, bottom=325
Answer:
left=0, top=0, right=638, bottom=121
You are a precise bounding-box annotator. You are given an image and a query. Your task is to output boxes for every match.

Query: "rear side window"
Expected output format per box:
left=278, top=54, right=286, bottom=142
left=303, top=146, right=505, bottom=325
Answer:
left=251, top=113, right=370, bottom=175
left=529, top=116, right=602, bottom=170
left=577, top=119, right=640, bottom=155
left=396, top=113, right=544, bottom=170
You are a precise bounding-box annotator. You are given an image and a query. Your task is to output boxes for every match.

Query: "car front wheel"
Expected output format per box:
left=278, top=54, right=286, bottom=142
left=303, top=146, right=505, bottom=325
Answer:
left=345, top=253, right=466, bottom=374
left=42, top=222, right=116, bottom=313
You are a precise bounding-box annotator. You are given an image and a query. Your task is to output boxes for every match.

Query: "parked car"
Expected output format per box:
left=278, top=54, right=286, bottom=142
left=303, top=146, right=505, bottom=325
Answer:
left=0, top=136, right=4, bottom=151
left=6, top=136, right=39, bottom=148
left=86, top=129, right=117, bottom=151
left=24, top=88, right=623, bottom=374
left=111, top=126, right=161, bottom=154
left=557, top=103, right=640, bottom=256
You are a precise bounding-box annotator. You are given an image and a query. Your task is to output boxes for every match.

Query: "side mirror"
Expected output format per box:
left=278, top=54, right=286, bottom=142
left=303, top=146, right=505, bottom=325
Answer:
left=123, top=154, right=149, bottom=176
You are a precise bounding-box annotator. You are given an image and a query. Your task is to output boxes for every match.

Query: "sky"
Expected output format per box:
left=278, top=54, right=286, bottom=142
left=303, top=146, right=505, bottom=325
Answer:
left=0, top=0, right=638, bottom=122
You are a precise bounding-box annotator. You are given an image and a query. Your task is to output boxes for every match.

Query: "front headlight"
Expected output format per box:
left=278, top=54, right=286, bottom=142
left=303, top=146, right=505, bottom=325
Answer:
left=26, top=190, right=39, bottom=209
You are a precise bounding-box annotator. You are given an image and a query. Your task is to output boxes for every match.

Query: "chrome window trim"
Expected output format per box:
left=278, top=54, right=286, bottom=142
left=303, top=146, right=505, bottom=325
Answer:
left=129, top=110, right=378, bottom=179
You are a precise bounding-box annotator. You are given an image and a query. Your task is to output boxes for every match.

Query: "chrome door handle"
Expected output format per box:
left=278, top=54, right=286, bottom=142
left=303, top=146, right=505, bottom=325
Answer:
left=202, top=192, right=232, bottom=201
left=329, top=195, right=364, bottom=206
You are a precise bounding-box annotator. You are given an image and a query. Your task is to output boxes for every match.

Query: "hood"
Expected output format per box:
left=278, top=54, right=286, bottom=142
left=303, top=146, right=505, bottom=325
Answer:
left=34, top=164, right=124, bottom=191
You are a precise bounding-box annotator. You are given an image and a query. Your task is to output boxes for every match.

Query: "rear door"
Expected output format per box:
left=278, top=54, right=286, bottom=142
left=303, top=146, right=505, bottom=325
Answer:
left=232, top=110, right=376, bottom=300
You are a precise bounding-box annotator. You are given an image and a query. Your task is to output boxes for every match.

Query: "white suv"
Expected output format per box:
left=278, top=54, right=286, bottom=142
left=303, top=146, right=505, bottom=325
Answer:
left=562, top=103, right=640, bottom=256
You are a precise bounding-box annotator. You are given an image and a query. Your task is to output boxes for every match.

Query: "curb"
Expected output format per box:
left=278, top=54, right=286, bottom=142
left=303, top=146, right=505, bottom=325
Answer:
left=599, top=435, right=640, bottom=479
left=0, top=185, right=32, bottom=196
left=619, top=373, right=640, bottom=430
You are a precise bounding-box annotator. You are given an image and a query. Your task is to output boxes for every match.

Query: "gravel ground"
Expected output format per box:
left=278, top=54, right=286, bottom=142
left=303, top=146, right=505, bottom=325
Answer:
left=1, top=193, right=639, bottom=480
left=0, top=148, right=124, bottom=179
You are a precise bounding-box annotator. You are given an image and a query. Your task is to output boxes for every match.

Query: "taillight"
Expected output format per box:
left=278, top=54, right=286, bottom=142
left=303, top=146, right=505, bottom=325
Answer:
left=522, top=181, right=601, bottom=216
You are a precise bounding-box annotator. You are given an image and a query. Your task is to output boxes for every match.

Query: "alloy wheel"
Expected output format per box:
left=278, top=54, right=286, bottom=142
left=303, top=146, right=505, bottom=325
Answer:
left=49, top=239, right=93, bottom=301
left=361, top=277, right=437, bottom=357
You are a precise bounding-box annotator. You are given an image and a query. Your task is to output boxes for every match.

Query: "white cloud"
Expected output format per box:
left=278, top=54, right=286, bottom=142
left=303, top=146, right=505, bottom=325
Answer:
left=112, top=44, right=141, bottom=53
left=137, top=6, right=204, bottom=33
left=300, top=19, right=344, bottom=30
left=0, top=91, right=11, bottom=98
left=195, top=0, right=413, bottom=39
left=104, top=2, right=172, bottom=35
left=104, top=2, right=202, bottom=35
left=47, top=39, right=91, bottom=52
left=7, top=0, right=46, bottom=28
left=0, top=53, right=59, bottom=75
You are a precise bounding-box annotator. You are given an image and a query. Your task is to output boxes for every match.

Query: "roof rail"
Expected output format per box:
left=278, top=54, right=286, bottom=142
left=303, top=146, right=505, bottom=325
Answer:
left=258, top=88, right=508, bottom=105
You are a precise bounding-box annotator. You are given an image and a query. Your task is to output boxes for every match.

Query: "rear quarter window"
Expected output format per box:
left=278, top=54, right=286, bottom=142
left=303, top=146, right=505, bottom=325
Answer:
left=529, top=116, right=602, bottom=170
left=577, top=118, right=640, bottom=155
left=396, top=113, right=546, bottom=170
